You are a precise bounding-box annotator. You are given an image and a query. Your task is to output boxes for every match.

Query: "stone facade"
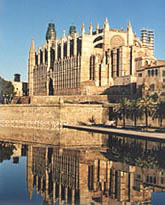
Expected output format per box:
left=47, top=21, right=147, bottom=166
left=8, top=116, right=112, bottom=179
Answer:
left=136, top=62, right=165, bottom=98
left=0, top=103, right=108, bottom=129
left=28, top=19, right=155, bottom=96
left=30, top=95, right=108, bottom=104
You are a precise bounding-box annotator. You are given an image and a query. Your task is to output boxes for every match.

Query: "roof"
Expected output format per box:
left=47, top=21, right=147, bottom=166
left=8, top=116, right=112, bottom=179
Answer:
left=137, top=64, right=165, bottom=72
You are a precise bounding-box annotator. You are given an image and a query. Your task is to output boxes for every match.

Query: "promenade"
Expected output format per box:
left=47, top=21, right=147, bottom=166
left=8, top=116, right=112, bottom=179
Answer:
left=63, top=124, right=165, bottom=142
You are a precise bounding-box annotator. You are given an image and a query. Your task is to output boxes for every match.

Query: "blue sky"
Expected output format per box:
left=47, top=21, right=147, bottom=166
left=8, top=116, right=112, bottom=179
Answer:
left=0, top=0, right=165, bottom=82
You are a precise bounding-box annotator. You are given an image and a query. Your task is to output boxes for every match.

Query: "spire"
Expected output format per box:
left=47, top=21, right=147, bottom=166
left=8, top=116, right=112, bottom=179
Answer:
left=127, top=21, right=134, bottom=46
left=30, top=39, right=35, bottom=51
left=96, top=23, right=99, bottom=34
left=82, top=23, right=85, bottom=35
left=104, top=17, right=109, bottom=31
left=127, top=21, right=133, bottom=32
left=28, top=188, right=33, bottom=200
left=63, top=30, right=66, bottom=38
left=89, top=23, right=93, bottom=35
left=28, top=39, right=36, bottom=96
left=29, top=39, right=36, bottom=59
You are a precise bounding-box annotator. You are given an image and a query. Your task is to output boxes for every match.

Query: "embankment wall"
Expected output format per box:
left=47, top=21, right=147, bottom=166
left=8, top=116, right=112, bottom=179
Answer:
left=0, top=103, right=108, bottom=130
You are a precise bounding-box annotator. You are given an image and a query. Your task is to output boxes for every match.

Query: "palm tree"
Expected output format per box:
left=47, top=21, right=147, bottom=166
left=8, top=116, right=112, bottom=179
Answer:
left=152, top=100, right=165, bottom=128
left=117, top=98, right=129, bottom=127
left=138, top=97, right=156, bottom=128
left=113, top=104, right=122, bottom=127
left=127, top=98, right=142, bottom=127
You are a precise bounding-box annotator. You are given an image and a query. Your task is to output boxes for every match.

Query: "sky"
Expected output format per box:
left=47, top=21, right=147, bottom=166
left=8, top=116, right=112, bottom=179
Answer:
left=0, top=0, right=165, bottom=82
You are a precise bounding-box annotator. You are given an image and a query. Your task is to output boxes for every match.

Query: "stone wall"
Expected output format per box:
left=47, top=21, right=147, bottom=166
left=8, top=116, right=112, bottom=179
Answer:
left=0, top=103, right=108, bottom=130
left=61, top=104, right=107, bottom=125
left=31, top=95, right=108, bottom=104
left=0, top=104, right=60, bottom=130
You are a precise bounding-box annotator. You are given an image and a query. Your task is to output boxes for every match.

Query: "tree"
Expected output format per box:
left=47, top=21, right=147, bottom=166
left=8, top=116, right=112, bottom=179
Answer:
left=152, top=100, right=165, bottom=128
left=113, top=104, right=122, bottom=127
left=138, top=97, right=156, bottom=128
left=116, top=98, right=129, bottom=127
left=127, top=98, right=142, bottom=127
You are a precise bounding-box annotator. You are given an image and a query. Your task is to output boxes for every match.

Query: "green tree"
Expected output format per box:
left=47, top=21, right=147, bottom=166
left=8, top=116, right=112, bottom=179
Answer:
left=113, top=104, right=122, bottom=126
left=138, top=97, right=156, bottom=128
left=127, top=98, right=143, bottom=127
left=152, top=100, right=165, bottom=128
left=116, top=98, right=129, bottom=127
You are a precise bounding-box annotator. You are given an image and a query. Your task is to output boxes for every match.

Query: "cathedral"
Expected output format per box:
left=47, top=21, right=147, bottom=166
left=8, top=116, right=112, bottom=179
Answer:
left=28, top=18, right=155, bottom=96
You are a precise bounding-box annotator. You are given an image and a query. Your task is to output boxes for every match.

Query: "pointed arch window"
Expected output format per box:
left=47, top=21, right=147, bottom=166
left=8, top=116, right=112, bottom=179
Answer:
left=94, top=43, right=103, bottom=48
left=93, top=36, right=103, bottom=43
left=90, top=55, right=95, bottom=80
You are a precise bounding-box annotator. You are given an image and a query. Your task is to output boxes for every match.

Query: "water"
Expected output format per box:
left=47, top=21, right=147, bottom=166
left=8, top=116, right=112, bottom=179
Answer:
left=0, top=127, right=165, bottom=204
left=0, top=156, right=43, bottom=204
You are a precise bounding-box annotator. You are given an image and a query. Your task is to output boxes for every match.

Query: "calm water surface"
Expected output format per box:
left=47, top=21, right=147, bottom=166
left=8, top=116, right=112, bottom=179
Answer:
left=0, top=127, right=165, bottom=205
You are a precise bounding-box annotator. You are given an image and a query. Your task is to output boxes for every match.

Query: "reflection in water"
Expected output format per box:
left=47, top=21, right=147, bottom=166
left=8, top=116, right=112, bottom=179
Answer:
left=0, top=128, right=165, bottom=204
left=0, top=142, right=16, bottom=162
left=107, top=136, right=165, bottom=169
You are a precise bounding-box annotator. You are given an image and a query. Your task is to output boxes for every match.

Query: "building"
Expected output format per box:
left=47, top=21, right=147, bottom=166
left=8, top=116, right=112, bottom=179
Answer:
left=12, top=73, right=28, bottom=96
left=28, top=19, right=156, bottom=96
left=136, top=60, right=165, bottom=98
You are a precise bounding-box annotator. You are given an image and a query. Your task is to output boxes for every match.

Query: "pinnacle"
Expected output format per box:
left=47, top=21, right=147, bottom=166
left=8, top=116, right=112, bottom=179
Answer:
left=31, top=39, right=35, bottom=50
left=128, top=20, right=132, bottom=29
left=105, top=17, right=108, bottom=22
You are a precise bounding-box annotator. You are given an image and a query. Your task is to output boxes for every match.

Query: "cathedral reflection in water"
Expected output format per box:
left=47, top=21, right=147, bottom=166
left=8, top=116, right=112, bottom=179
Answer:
left=0, top=130, right=165, bottom=204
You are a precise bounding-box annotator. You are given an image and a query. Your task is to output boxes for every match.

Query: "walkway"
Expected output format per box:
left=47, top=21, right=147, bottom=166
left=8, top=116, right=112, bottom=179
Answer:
left=63, top=125, right=165, bottom=142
